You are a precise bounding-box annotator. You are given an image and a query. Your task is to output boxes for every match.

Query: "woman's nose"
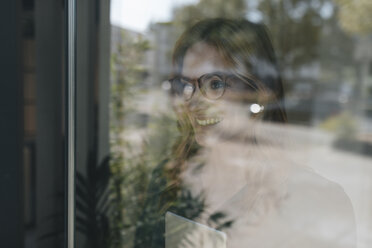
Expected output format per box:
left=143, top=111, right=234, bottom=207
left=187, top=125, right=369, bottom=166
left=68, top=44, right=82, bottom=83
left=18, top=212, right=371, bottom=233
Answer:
left=187, top=86, right=210, bottom=112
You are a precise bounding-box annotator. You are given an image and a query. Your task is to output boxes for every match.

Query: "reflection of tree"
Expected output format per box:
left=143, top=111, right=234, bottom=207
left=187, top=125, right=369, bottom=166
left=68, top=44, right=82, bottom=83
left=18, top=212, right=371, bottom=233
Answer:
left=334, top=0, right=372, bottom=35
left=39, top=153, right=112, bottom=248
left=171, top=0, right=354, bottom=86
left=172, top=0, right=246, bottom=28
left=110, top=29, right=150, bottom=248
left=110, top=29, right=231, bottom=248
left=75, top=153, right=111, bottom=248
left=110, top=30, right=150, bottom=133
left=131, top=135, right=234, bottom=248
left=258, top=0, right=326, bottom=69
left=172, top=0, right=332, bottom=68
left=132, top=158, right=205, bottom=248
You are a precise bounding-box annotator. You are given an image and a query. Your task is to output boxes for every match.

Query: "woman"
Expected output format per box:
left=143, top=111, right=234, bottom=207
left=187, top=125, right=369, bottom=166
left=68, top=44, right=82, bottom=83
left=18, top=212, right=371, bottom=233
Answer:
left=170, top=18, right=286, bottom=146
left=136, top=18, right=356, bottom=248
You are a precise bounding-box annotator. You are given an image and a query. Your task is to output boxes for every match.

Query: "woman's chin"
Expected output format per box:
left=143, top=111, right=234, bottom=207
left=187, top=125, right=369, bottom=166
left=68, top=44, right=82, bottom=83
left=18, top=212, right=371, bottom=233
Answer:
left=194, top=131, right=207, bottom=146
left=193, top=124, right=221, bottom=147
left=190, top=114, right=225, bottom=146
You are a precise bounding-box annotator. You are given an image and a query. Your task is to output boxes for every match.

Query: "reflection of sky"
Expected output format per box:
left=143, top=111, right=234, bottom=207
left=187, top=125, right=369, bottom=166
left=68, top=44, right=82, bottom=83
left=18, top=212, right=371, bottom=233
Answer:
left=110, top=0, right=198, bottom=32
left=110, top=0, right=333, bottom=32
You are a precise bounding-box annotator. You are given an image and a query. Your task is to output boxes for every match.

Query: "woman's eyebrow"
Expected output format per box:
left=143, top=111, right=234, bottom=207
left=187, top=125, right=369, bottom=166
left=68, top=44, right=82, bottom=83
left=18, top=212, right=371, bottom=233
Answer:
left=176, top=71, right=233, bottom=81
left=198, top=71, right=234, bottom=78
left=169, top=74, right=191, bottom=81
left=177, top=75, right=192, bottom=81
left=207, top=71, right=231, bottom=75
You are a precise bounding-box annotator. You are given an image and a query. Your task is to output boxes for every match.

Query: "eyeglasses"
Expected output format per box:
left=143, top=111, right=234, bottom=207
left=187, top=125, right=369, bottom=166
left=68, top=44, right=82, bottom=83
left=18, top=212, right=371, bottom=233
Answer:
left=168, top=72, right=259, bottom=100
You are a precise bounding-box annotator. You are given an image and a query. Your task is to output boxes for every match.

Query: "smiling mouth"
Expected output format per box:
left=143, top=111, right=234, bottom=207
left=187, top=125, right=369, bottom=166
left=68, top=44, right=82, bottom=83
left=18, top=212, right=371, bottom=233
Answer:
left=196, top=117, right=223, bottom=126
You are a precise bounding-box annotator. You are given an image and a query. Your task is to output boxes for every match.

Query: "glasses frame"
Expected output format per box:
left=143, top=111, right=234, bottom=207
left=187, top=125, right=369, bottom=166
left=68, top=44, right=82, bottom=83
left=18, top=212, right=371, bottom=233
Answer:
left=169, top=72, right=262, bottom=101
left=169, top=72, right=235, bottom=101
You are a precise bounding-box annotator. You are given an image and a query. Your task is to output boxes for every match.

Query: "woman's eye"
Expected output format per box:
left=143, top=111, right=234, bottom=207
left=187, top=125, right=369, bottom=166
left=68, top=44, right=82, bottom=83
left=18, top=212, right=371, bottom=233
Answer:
left=210, top=80, right=225, bottom=90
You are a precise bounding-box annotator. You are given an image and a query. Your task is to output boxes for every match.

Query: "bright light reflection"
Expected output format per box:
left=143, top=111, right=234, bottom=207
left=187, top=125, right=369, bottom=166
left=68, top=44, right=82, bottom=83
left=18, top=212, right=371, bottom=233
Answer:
left=162, top=81, right=171, bottom=91
left=110, top=0, right=198, bottom=32
left=250, top=103, right=262, bottom=113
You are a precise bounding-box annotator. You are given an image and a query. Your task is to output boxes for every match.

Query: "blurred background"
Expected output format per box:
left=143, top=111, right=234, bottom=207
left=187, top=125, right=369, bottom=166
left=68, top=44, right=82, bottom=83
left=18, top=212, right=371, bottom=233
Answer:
left=1, top=0, right=372, bottom=247
left=108, top=1, right=372, bottom=247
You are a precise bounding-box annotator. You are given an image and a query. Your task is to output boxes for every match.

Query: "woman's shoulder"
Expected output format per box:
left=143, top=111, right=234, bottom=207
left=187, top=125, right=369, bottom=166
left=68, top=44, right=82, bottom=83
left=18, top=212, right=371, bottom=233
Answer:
left=286, top=166, right=353, bottom=209
left=281, top=166, right=357, bottom=247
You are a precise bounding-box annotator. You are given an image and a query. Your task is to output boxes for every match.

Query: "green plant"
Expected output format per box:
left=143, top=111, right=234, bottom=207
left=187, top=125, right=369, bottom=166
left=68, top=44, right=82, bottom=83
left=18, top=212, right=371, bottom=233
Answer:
left=320, top=112, right=357, bottom=139
left=75, top=153, right=112, bottom=248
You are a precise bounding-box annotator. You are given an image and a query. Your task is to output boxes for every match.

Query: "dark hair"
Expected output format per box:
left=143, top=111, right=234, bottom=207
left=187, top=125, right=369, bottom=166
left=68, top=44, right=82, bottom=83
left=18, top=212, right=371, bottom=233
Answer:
left=172, top=18, right=287, bottom=122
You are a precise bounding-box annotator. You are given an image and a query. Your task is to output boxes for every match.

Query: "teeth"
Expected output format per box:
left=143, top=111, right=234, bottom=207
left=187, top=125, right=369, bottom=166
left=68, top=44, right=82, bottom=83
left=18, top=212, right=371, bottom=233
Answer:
left=196, top=117, right=223, bottom=126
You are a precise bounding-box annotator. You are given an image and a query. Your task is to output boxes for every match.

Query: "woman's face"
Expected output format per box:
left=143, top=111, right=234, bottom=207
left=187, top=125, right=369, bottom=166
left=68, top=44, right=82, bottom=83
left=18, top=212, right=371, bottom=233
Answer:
left=176, top=42, right=267, bottom=145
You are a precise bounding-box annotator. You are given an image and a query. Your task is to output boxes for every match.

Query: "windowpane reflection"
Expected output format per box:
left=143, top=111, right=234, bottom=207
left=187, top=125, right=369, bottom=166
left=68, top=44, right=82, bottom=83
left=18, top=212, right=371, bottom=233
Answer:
left=77, top=0, right=372, bottom=247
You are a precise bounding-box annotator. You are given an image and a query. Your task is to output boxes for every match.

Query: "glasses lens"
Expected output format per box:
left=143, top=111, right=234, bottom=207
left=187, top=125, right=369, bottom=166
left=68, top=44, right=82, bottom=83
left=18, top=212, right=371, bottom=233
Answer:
left=183, top=83, right=194, bottom=100
left=200, top=74, right=226, bottom=100
left=170, top=77, right=194, bottom=100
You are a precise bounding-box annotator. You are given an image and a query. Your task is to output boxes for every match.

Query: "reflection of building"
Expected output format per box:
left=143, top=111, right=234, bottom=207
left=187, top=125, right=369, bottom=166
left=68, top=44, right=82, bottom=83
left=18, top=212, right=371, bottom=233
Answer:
left=146, top=22, right=178, bottom=85
left=111, top=25, right=144, bottom=55
left=354, top=35, right=372, bottom=118
left=283, top=62, right=321, bottom=125
left=1, top=0, right=111, bottom=247
left=23, top=14, right=37, bottom=231
left=1, top=1, right=66, bottom=247
left=283, top=35, right=372, bottom=126
left=111, top=25, right=150, bottom=88
left=111, top=22, right=178, bottom=87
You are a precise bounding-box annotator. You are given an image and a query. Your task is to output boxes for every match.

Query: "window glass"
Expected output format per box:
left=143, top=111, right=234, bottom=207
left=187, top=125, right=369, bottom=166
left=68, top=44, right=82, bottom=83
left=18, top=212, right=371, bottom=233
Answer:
left=79, top=1, right=372, bottom=247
